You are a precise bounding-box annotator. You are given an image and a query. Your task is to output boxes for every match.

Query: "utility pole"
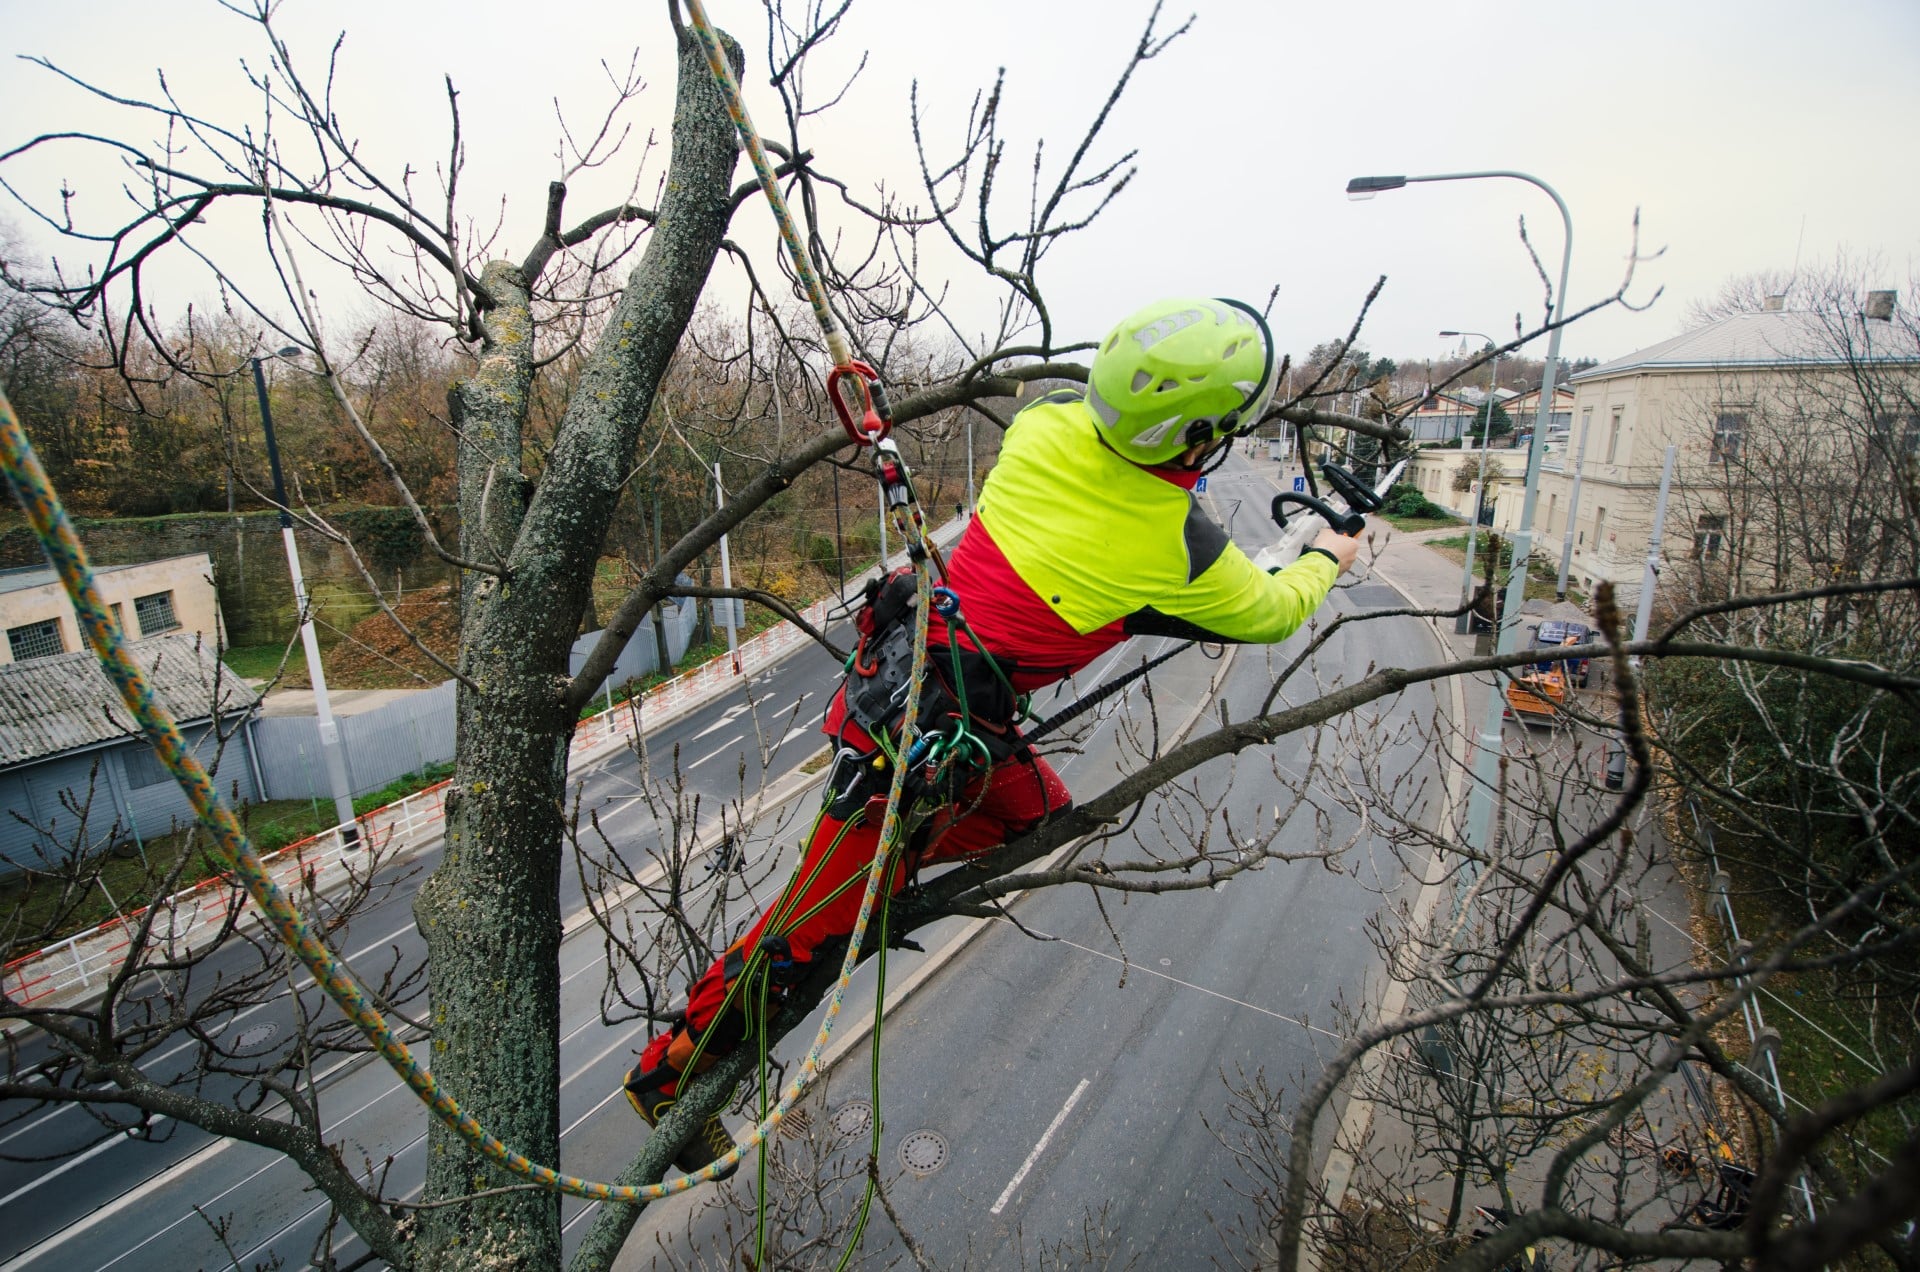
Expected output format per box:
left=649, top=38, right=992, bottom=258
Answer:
left=251, top=352, right=358, bottom=843
left=714, top=462, right=740, bottom=673
left=1606, top=444, right=1675, bottom=789
left=1555, top=406, right=1594, bottom=600
left=1441, top=330, right=1500, bottom=634
left=648, top=487, right=671, bottom=676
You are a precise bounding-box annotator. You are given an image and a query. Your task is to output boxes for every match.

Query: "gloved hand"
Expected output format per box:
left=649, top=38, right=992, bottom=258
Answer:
left=1251, top=527, right=1359, bottom=577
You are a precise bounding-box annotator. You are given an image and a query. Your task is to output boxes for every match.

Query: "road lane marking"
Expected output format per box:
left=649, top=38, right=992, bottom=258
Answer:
left=688, top=735, right=744, bottom=770
left=989, top=1077, right=1088, bottom=1216
left=690, top=704, right=748, bottom=741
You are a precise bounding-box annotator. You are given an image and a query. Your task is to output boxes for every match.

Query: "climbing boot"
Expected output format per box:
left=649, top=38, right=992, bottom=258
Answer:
left=624, top=1070, right=738, bottom=1178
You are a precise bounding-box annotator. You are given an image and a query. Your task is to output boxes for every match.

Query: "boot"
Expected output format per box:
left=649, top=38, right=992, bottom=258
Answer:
left=624, top=1061, right=738, bottom=1178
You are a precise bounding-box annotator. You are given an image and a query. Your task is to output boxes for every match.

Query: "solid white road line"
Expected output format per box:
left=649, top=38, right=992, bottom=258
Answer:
left=687, top=735, right=744, bottom=771
left=989, top=1077, right=1089, bottom=1216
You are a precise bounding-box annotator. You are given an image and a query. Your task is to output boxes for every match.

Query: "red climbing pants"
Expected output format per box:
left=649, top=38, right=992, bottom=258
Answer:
left=630, top=719, right=1069, bottom=1098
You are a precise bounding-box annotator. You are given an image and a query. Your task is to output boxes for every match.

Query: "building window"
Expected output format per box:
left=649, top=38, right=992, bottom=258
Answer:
left=1693, top=514, right=1725, bottom=561
left=7, top=618, right=64, bottom=661
left=1593, top=506, right=1608, bottom=547
left=1711, top=411, right=1746, bottom=464
left=1605, top=406, right=1624, bottom=463
left=111, top=601, right=126, bottom=633
left=133, top=591, right=180, bottom=636
left=1880, top=412, right=1920, bottom=458
left=121, top=740, right=174, bottom=789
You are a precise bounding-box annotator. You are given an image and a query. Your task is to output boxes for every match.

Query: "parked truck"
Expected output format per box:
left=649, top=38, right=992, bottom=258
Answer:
left=1504, top=620, right=1593, bottom=725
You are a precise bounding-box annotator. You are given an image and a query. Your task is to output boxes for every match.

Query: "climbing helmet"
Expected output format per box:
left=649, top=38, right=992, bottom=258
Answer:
left=1085, top=297, right=1276, bottom=466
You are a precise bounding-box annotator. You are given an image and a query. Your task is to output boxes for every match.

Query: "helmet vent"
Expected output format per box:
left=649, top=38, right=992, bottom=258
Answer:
left=1131, top=370, right=1153, bottom=393
left=1156, top=379, right=1179, bottom=394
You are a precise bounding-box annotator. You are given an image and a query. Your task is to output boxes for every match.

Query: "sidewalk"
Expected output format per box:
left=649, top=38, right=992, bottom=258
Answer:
left=1314, top=521, right=1711, bottom=1260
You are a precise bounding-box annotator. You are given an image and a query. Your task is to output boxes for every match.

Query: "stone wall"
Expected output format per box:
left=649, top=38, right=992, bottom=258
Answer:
left=0, top=508, right=451, bottom=647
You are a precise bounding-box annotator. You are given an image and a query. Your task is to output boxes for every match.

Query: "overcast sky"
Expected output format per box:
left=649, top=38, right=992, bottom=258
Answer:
left=4, top=0, right=1917, bottom=371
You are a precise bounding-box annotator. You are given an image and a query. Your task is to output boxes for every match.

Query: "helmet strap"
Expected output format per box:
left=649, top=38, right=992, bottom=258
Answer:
left=1215, top=298, right=1277, bottom=433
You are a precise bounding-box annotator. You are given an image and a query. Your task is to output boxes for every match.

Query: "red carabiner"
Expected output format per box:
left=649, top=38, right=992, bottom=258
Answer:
left=826, top=360, right=892, bottom=446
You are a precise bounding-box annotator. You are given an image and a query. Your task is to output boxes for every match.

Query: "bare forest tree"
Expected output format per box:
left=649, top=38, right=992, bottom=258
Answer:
left=3, top=4, right=1915, bottom=1272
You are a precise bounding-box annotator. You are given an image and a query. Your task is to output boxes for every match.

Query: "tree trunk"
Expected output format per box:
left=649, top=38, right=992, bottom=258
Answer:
left=410, top=26, right=742, bottom=1270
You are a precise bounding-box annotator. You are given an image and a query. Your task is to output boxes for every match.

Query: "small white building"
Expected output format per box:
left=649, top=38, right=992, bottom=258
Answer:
left=0, top=553, right=225, bottom=665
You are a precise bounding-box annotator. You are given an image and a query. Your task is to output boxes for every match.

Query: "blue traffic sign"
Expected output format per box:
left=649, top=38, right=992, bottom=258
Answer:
left=1292, top=475, right=1306, bottom=492
left=1195, top=476, right=1208, bottom=493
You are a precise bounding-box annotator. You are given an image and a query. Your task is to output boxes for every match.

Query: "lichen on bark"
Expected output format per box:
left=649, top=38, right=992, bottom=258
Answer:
left=408, top=25, right=745, bottom=1271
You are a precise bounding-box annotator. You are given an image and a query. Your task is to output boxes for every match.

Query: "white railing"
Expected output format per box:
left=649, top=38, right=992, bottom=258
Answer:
left=4, top=598, right=834, bottom=1011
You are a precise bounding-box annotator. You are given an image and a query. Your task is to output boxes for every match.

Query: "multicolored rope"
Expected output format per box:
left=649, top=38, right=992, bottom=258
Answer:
left=681, top=0, right=893, bottom=446
left=0, top=382, right=934, bottom=1201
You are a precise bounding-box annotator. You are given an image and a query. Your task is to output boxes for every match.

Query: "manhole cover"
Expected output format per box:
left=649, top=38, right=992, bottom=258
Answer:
left=899, top=1129, right=947, bottom=1175
left=831, top=1100, right=873, bottom=1139
left=234, top=1023, right=278, bottom=1051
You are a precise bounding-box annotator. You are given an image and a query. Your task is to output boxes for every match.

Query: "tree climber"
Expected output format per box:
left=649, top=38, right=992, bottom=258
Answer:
left=624, top=297, right=1362, bottom=1173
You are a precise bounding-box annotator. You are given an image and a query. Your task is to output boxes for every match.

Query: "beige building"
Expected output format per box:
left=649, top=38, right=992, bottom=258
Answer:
left=1489, top=299, right=1919, bottom=606
left=0, top=553, right=226, bottom=665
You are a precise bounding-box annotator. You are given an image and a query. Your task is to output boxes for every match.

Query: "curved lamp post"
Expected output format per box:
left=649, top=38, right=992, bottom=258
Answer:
left=1347, top=169, right=1574, bottom=870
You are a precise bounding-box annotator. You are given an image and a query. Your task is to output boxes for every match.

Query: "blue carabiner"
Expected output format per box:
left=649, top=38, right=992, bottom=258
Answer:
left=931, top=587, right=961, bottom=618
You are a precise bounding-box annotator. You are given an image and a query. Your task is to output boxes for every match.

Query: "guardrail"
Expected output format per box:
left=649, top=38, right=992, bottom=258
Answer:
left=1681, top=796, right=1818, bottom=1223
left=3, top=598, right=834, bottom=1011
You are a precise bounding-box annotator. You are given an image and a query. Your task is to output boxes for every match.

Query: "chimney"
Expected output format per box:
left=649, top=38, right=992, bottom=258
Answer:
left=1865, top=290, right=1897, bottom=321
left=1763, top=294, right=1786, bottom=312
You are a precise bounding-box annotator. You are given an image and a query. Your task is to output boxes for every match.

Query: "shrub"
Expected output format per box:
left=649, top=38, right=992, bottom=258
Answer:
left=1382, top=483, right=1447, bottom=520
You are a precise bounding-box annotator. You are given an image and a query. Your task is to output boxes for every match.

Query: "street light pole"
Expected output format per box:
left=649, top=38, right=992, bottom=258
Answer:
left=251, top=351, right=359, bottom=843
left=1555, top=407, right=1594, bottom=599
left=712, top=462, right=740, bottom=673
left=1440, top=329, right=1500, bottom=634
left=1348, top=169, right=1574, bottom=868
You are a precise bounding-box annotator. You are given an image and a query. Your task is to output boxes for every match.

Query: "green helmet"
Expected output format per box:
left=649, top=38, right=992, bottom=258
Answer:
left=1085, top=297, right=1276, bottom=466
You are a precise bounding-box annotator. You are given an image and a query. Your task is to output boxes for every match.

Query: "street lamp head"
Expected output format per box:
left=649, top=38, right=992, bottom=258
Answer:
left=1345, top=174, right=1406, bottom=201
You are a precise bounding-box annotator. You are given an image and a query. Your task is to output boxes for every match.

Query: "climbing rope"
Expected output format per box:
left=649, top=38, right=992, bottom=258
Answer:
left=681, top=0, right=894, bottom=449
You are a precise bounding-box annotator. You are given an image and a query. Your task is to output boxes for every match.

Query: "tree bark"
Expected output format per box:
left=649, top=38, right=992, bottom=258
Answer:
left=410, top=26, right=743, bottom=1270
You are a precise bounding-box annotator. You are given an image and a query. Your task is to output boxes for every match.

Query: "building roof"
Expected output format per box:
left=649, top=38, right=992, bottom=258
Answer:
left=0, top=554, right=213, bottom=597
left=1571, top=310, right=1920, bottom=382
left=0, top=632, right=258, bottom=768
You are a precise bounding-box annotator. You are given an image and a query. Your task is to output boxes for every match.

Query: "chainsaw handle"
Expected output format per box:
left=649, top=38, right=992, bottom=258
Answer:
left=1270, top=491, right=1365, bottom=537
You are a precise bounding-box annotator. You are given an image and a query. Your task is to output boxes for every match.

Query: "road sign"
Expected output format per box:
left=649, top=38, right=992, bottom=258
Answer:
left=1195, top=476, right=1208, bottom=493
left=1292, top=476, right=1306, bottom=492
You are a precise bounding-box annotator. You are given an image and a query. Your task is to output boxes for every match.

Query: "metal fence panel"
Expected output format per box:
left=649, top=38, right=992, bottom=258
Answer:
left=254, top=681, right=456, bottom=800
left=569, top=594, right=698, bottom=696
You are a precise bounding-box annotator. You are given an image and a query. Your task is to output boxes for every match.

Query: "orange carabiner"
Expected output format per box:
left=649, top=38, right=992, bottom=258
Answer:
left=826, top=361, right=892, bottom=446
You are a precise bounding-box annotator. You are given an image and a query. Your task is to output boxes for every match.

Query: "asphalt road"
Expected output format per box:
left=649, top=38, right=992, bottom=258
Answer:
left=0, top=452, right=1451, bottom=1270
left=634, top=456, right=1445, bottom=1268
